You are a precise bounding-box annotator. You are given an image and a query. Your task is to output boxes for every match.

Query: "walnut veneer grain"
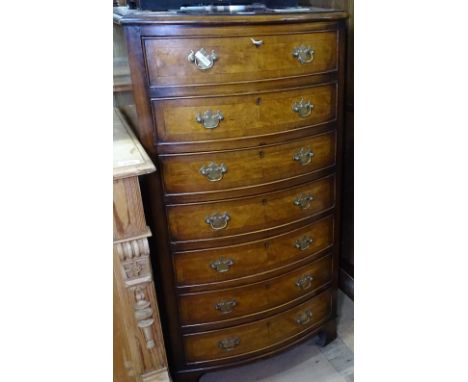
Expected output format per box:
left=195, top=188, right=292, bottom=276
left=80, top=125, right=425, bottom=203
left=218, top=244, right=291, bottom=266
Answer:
left=166, top=176, right=335, bottom=243
left=114, top=8, right=346, bottom=382
left=183, top=289, right=332, bottom=364
left=153, top=84, right=336, bottom=145
left=160, top=131, right=336, bottom=195
left=178, top=254, right=333, bottom=327
left=173, top=215, right=334, bottom=289
left=144, top=31, right=338, bottom=87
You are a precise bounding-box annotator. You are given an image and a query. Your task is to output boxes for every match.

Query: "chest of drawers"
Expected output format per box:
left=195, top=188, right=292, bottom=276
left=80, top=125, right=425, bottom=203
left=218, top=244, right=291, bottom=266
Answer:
left=114, top=7, right=347, bottom=382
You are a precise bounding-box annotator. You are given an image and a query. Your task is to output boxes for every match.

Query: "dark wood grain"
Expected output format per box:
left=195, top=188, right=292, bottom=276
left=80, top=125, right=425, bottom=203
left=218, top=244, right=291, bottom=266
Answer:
left=116, top=9, right=347, bottom=382
left=153, top=84, right=337, bottom=145
left=160, top=131, right=336, bottom=194
left=183, top=289, right=332, bottom=364
left=178, top=254, right=332, bottom=327
left=149, top=71, right=338, bottom=99
left=144, top=31, right=338, bottom=87
left=114, top=8, right=348, bottom=25
left=305, top=0, right=353, bottom=302
left=173, top=215, right=334, bottom=289
left=166, top=175, right=335, bottom=243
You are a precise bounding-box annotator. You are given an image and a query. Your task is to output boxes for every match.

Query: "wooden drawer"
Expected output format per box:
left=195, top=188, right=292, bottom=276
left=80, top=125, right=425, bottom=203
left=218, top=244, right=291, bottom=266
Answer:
left=167, top=175, right=335, bottom=243
left=144, top=31, right=338, bottom=88
left=183, top=289, right=332, bottom=363
left=153, top=84, right=336, bottom=144
left=161, top=131, right=336, bottom=195
left=179, top=254, right=332, bottom=327
left=174, top=216, right=334, bottom=287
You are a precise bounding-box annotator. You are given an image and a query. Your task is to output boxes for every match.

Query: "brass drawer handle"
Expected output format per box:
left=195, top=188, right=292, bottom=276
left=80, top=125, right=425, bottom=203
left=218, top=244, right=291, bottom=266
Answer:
left=292, top=98, right=314, bottom=118
left=293, top=147, right=315, bottom=165
left=295, top=309, right=313, bottom=325
left=295, top=275, right=314, bottom=290
left=196, top=110, right=224, bottom=129
left=250, top=38, right=264, bottom=47
left=205, top=212, right=230, bottom=230
left=292, top=45, right=315, bottom=64
left=215, top=299, right=238, bottom=314
left=218, top=337, right=240, bottom=352
left=188, top=48, right=218, bottom=70
left=200, top=162, right=228, bottom=182
left=295, top=236, right=313, bottom=251
left=210, top=257, right=235, bottom=273
left=293, top=193, right=314, bottom=210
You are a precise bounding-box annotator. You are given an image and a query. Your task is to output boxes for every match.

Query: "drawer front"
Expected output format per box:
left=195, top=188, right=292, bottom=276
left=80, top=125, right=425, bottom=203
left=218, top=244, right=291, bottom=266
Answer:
left=167, top=176, right=335, bottom=242
left=178, top=254, right=332, bottom=326
left=161, top=131, right=336, bottom=194
left=183, top=289, right=332, bottom=363
left=144, top=31, right=338, bottom=88
left=174, top=216, right=334, bottom=287
left=153, top=84, right=336, bottom=144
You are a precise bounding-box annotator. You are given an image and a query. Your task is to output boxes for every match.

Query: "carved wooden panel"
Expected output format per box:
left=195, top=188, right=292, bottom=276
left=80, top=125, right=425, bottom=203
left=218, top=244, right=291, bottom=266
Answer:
left=113, top=177, right=150, bottom=242
left=113, top=107, right=169, bottom=382
left=114, top=237, right=169, bottom=381
left=114, top=280, right=137, bottom=382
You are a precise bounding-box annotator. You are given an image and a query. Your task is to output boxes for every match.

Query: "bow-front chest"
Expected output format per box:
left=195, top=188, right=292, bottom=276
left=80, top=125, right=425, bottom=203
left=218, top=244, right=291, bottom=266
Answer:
left=114, top=8, right=347, bottom=382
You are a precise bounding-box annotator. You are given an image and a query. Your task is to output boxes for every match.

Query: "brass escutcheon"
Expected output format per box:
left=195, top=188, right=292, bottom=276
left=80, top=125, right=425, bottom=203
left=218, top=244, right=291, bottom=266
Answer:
left=205, top=212, right=230, bottom=230
left=295, top=236, right=313, bottom=251
left=292, top=45, right=315, bottom=64
left=200, top=162, right=228, bottom=182
left=215, top=299, right=238, bottom=314
left=210, top=257, right=234, bottom=273
left=293, top=147, right=315, bottom=165
left=295, top=309, right=313, bottom=325
left=295, top=274, right=314, bottom=290
left=218, top=337, right=240, bottom=352
left=188, top=48, right=218, bottom=70
left=196, top=110, right=224, bottom=129
left=293, top=193, right=314, bottom=210
left=292, top=98, right=314, bottom=118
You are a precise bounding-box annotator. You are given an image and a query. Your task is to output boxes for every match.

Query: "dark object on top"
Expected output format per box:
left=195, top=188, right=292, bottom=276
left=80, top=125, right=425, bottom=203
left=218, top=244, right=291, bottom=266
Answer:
left=134, top=0, right=299, bottom=12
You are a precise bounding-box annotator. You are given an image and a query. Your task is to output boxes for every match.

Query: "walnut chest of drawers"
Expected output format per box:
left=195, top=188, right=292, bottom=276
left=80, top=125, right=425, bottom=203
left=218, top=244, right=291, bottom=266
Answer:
left=114, top=7, right=347, bottom=382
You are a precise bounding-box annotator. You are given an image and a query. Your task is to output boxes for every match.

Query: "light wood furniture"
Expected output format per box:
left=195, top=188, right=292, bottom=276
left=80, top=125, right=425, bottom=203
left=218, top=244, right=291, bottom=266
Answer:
left=113, top=108, right=170, bottom=382
left=114, top=7, right=346, bottom=382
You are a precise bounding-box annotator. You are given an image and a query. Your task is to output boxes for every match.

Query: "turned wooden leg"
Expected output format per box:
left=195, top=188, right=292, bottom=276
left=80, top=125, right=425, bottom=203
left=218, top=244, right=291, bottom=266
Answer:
left=314, top=319, right=337, bottom=347
left=173, top=370, right=204, bottom=382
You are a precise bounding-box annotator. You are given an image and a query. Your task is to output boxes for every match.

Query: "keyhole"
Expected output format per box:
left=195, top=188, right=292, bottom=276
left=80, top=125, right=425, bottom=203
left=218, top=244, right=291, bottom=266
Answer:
left=259, top=151, right=265, bottom=158
left=256, top=97, right=262, bottom=105
left=262, top=198, right=268, bottom=205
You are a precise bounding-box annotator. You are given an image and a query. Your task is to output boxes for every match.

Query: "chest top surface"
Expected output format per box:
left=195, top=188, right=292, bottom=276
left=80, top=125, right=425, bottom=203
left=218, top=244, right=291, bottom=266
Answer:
left=113, top=108, right=155, bottom=180
left=113, top=6, right=347, bottom=25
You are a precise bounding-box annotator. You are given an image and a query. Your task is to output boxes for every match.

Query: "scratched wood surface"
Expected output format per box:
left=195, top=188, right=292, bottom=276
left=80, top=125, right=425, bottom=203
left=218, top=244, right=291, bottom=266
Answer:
left=113, top=108, right=155, bottom=180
